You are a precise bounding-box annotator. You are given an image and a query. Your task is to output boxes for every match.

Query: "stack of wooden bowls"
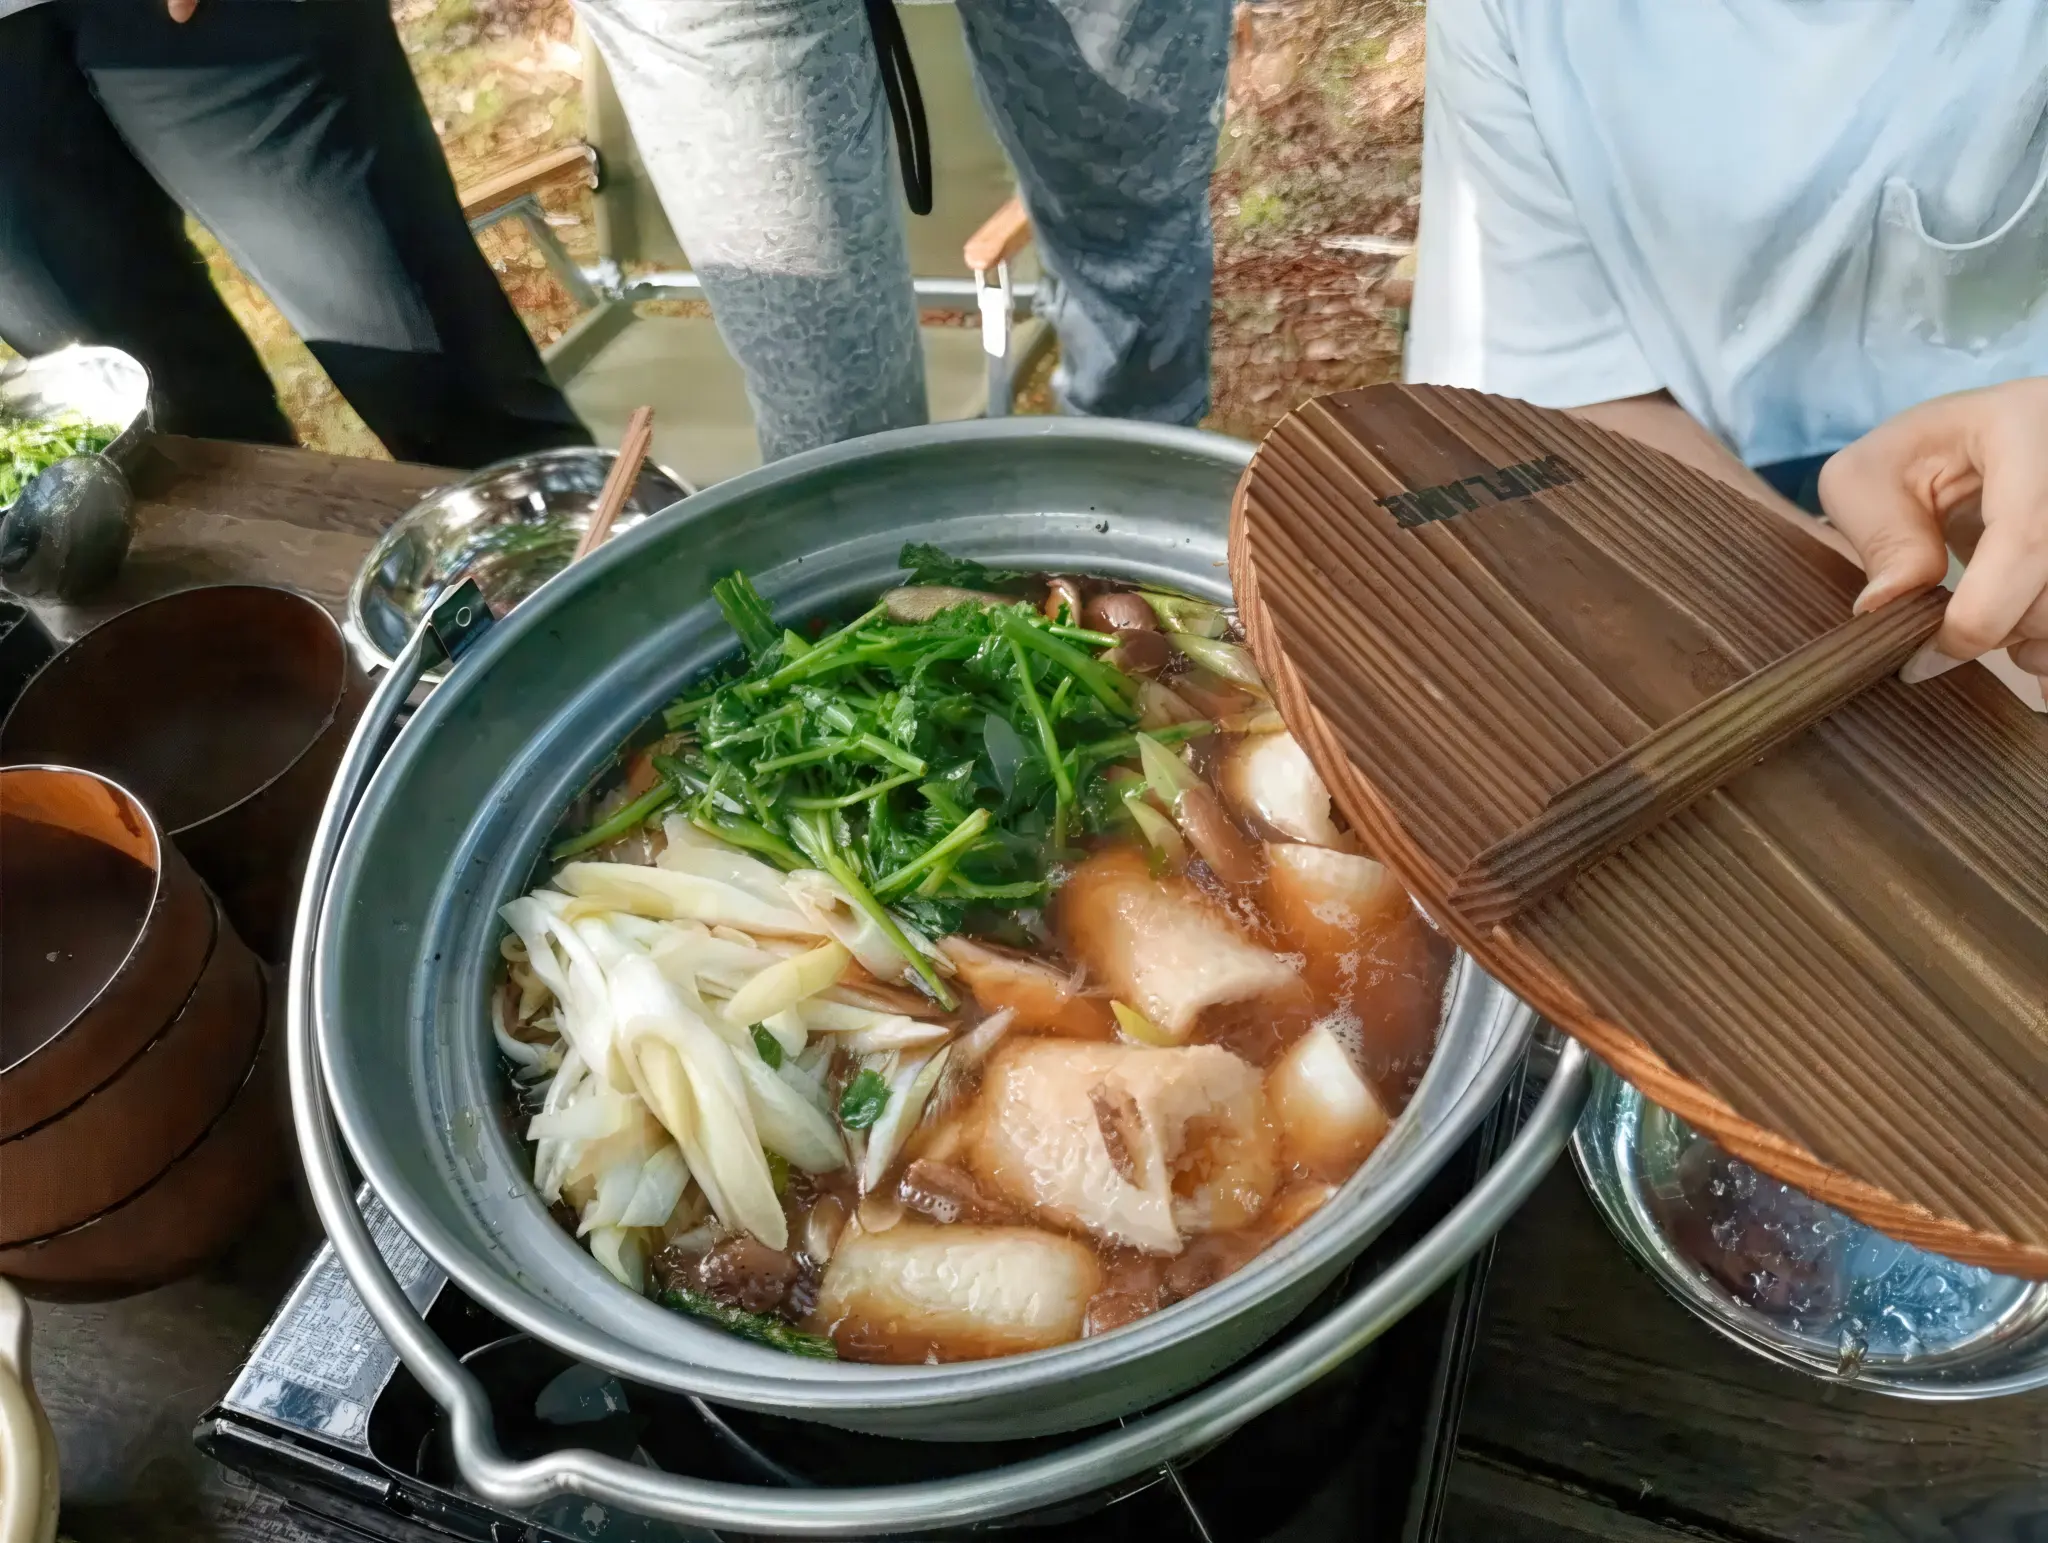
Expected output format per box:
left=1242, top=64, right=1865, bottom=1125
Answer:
left=0, top=584, right=368, bottom=1298
left=0, top=766, right=276, bottom=1298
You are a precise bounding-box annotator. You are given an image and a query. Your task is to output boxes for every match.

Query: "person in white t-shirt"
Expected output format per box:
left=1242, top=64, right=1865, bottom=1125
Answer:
left=1408, top=0, right=2048, bottom=700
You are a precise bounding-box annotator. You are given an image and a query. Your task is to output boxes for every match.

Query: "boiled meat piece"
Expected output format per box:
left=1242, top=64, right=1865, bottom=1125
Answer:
left=1221, top=732, right=1343, bottom=847
left=969, top=1038, right=1278, bottom=1254
left=939, top=936, right=1114, bottom=1039
left=815, top=1222, right=1100, bottom=1361
left=1267, top=1022, right=1390, bottom=1179
left=1056, top=846, right=1299, bottom=1040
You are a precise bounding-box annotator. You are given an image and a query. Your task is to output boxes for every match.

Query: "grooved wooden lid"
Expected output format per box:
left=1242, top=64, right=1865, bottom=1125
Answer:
left=1231, top=384, right=2048, bottom=1278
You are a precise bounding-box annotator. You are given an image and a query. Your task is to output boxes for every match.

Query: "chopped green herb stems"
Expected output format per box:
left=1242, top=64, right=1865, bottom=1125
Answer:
left=551, top=782, right=677, bottom=860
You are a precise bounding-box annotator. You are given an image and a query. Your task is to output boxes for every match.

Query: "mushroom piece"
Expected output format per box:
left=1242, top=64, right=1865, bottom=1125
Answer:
left=1106, top=627, right=1175, bottom=677
left=816, top=1222, right=1101, bottom=1361
left=1056, top=846, right=1299, bottom=1040
left=1085, top=590, right=1161, bottom=633
left=968, top=1037, right=1277, bottom=1253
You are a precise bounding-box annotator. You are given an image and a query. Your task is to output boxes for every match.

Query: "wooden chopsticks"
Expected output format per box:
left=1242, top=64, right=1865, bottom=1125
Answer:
left=572, top=405, right=656, bottom=565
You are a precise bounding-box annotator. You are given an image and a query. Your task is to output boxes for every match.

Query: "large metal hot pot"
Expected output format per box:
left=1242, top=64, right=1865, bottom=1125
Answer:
left=288, top=417, right=1591, bottom=1533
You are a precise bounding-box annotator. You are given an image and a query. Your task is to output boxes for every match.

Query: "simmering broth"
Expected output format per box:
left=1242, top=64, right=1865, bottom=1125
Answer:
left=492, top=555, right=1447, bottom=1363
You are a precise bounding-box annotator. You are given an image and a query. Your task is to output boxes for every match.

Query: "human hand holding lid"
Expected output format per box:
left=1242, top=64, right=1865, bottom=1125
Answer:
left=1820, top=378, right=2048, bottom=695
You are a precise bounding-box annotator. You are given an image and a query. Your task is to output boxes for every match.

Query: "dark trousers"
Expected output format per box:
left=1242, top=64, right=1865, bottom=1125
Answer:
left=0, top=0, right=591, bottom=467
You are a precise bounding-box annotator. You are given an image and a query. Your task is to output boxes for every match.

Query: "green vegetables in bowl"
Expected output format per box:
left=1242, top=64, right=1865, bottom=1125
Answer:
left=0, top=410, right=122, bottom=507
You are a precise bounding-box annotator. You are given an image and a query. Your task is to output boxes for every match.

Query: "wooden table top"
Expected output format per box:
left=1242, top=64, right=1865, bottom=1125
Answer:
left=22, top=440, right=2048, bottom=1543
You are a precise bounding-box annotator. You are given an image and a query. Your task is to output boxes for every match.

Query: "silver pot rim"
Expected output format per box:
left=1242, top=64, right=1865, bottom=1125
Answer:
left=314, top=415, right=1537, bottom=1416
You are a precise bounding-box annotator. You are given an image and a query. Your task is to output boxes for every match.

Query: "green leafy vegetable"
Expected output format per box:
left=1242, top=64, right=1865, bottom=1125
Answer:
left=655, top=552, right=1170, bottom=995
left=659, top=1288, right=837, bottom=1358
left=839, top=1068, right=891, bottom=1130
left=749, top=1022, right=784, bottom=1069
left=713, top=573, right=781, bottom=660
left=0, top=411, right=121, bottom=507
left=897, top=542, right=1031, bottom=594
left=550, top=782, right=677, bottom=861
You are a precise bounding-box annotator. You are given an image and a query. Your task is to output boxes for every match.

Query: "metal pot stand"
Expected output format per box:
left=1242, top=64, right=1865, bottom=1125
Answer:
left=285, top=579, right=1591, bottom=1538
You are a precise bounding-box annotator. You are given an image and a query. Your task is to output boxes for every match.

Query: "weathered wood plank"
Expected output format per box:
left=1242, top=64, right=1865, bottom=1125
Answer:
left=26, top=436, right=452, bottom=644
left=1443, top=1453, right=1746, bottom=1542
left=1457, top=1164, right=2048, bottom=1543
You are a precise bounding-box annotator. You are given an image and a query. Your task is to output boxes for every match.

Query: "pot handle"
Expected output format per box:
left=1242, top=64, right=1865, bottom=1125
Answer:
left=287, top=585, right=1593, bottom=1538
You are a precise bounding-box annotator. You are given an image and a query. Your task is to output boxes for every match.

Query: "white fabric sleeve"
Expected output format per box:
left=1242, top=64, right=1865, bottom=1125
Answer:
left=1404, top=0, right=1662, bottom=408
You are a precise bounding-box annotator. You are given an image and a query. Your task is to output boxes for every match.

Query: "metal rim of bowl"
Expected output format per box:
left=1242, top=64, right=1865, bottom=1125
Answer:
left=314, top=414, right=1540, bottom=1416
left=1571, top=1061, right=2048, bottom=1400
left=342, top=446, right=693, bottom=680
left=0, top=763, right=173, bottom=1078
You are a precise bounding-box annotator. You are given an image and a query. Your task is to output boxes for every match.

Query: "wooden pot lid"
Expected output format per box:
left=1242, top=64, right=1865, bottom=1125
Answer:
left=1231, top=384, right=2048, bottom=1278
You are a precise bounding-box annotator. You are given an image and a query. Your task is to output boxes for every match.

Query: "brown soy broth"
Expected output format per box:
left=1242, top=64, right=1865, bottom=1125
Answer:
left=0, top=814, right=158, bottom=1066
left=810, top=732, right=1449, bottom=1361
left=508, top=584, right=1455, bottom=1364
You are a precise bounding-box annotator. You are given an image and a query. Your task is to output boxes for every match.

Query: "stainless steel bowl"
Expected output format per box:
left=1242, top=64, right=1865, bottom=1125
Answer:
left=1574, top=1061, right=2048, bottom=1398
left=0, top=346, right=152, bottom=600
left=0, top=345, right=153, bottom=510
left=344, top=447, right=691, bottom=680
left=311, top=417, right=1540, bottom=1443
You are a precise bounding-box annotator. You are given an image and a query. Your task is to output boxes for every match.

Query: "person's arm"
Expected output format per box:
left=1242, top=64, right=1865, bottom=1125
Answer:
left=1569, top=391, right=1857, bottom=562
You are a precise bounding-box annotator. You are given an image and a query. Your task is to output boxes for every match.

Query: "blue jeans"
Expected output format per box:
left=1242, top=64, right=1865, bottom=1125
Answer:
left=576, top=0, right=1229, bottom=462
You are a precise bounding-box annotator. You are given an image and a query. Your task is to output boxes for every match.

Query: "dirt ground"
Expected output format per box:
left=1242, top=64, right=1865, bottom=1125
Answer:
left=200, top=0, right=1425, bottom=458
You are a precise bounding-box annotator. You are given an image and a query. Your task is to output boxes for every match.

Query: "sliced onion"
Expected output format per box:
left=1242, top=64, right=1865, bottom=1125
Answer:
left=1137, top=679, right=1203, bottom=728
left=493, top=991, right=553, bottom=1074
left=1123, top=791, right=1188, bottom=866
left=804, top=1194, right=849, bottom=1263
left=786, top=869, right=950, bottom=985
left=527, top=1088, right=632, bottom=1143
left=657, top=814, right=794, bottom=907
left=723, top=940, right=849, bottom=1027
left=600, top=933, right=786, bottom=1249
left=1137, top=590, right=1229, bottom=638
left=1136, top=732, right=1202, bottom=808
left=837, top=1015, right=952, bottom=1054
left=760, top=1008, right=808, bottom=1059
left=618, top=1144, right=691, bottom=1229
left=732, top=1049, right=848, bottom=1174
left=557, top=861, right=818, bottom=938
left=859, top=1046, right=952, bottom=1193
left=1171, top=634, right=1268, bottom=692
left=587, top=1226, right=648, bottom=1293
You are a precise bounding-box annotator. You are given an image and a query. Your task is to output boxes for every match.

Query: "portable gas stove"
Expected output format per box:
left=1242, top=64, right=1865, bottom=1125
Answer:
left=197, top=1066, right=1532, bottom=1543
